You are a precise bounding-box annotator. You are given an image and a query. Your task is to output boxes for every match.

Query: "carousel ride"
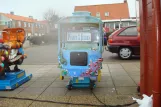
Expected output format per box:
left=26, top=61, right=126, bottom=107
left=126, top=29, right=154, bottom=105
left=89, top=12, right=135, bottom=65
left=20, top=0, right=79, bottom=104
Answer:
left=0, top=28, right=32, bottom=90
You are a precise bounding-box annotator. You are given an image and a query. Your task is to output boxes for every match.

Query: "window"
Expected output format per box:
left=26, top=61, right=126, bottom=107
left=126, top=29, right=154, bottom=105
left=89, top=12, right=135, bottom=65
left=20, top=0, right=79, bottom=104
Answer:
left=24, top=22, right=27, bottom=27
left=28, top=33, right=31, bottom=36
left=96, top=12, right=100, bottom=17
left=18, top=21, right=21, bottom=27
left=105, top=12, right=110, bottom=16
left=119, top=27, right=138, bottom=36
left=28, top=23, right=30, bottom=27
left=5, top=22, right=8, bottom=26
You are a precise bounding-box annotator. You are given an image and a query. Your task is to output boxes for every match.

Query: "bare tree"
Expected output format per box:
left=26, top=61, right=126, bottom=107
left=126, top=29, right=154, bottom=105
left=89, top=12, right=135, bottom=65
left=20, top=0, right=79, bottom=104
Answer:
left=43, top=8, right=60, bottom=28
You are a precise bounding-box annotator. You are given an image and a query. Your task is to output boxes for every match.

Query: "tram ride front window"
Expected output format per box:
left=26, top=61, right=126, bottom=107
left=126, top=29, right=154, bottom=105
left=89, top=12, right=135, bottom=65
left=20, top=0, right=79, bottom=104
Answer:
left=63, top=30, right=100, bottom=50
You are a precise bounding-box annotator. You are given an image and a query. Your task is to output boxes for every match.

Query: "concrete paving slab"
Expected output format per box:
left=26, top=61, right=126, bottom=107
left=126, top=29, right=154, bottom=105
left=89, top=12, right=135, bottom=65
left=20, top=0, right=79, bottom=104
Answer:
left=93, top=88, right=117, bottom=96
left=101, top=72, right=111, bottom=76
left=66, top=89, right=92, bottom=96
left=20, top=81, right=35, bottom=88
left=95, top=81, right=115, bottom=88
left=50, top=68, right=61, bottom=73
left=126, top=70, right=140, bottom=75
left=116, top=87, right=138, bottom=95
left=109, top=68, right=128, bottom=76
left=41, top=87, right=67, bottom=96
left=55, top=77, right=70, bottom=82
left=36, top=77, right=57, bottom=82
left=38, top=67, right=53, bottom=71
left=135, top=63, right=140, bottom=69
left=124, top=67, right=140, bottom=72
left=101, top=67, right=110, bottom=73
left=49, top=82, right=69, bottom=88
left=43, top=73, right=59, bottom=78
left=102, top=64, right=108, bottom=68
left=123, top=66, right=140, bottom=71
left=16, top=87, right=46, bottom=99
left=29, top=81, right=53, bottom=88
left=33, top=70, right=50, bottom=74
left=29, top=77, right=40, bottom=82
left=130, top=75, right=140, bottom=84
left=0, top=63, right=141, bottom=107
left=112, top=76, right=137, bottom=87
left=21, top=65, right=44, bottom=68
left=0, top=87, right=24, bottom=97
left=108, top=64, right=123, bottom=69
left=99, top=75, right=112, bottom=82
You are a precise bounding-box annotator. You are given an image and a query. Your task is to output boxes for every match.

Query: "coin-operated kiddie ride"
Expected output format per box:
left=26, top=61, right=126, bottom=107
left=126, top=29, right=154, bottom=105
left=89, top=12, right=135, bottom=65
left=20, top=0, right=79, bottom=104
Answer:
left=0, top=28, right=32, bottom=90
left=57, top=12, right=104, bottom=90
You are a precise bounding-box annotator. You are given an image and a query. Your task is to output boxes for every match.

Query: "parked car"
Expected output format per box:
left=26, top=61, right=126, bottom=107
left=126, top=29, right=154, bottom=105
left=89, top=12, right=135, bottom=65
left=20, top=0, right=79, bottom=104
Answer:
left=107, top=26, right=140, bottom=59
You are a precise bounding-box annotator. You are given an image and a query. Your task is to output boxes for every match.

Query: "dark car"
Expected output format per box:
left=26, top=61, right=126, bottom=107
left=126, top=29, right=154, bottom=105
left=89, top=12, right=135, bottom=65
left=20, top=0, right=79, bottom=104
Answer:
left=107, top=26, right=140, bottom=59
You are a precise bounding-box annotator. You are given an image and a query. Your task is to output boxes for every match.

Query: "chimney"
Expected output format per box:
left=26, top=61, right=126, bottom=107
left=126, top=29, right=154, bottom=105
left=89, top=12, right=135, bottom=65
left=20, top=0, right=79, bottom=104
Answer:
left=124, top=0, right=127, bottom=3
left=29, top=16, right=33, bottom=18
left=10, top=11, right=14, bottom=15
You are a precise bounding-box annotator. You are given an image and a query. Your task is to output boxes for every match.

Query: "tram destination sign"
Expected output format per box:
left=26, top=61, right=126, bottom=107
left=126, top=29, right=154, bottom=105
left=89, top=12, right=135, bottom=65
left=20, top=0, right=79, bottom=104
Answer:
left=67, top=32, right=91, bottom=42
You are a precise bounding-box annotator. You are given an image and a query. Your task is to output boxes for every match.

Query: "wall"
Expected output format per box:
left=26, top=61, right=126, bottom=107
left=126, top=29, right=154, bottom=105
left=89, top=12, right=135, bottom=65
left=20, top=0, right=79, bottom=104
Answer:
left=0, top=14, right=10, bottom=30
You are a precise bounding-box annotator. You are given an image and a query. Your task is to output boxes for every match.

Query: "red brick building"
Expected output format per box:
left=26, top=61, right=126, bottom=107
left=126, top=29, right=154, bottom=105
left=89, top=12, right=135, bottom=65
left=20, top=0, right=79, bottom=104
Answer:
left=75, top=0, right=137, bottom=31
left=0, top=12, right=49, bottom=38
left=75, top=0, right=129, bottom=20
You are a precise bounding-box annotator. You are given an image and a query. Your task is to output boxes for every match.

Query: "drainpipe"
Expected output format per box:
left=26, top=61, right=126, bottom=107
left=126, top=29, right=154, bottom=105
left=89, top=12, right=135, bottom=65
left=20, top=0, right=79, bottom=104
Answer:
left=152, top=0, right=161, bottom=107
left=119, top=18, right=122, bottom=29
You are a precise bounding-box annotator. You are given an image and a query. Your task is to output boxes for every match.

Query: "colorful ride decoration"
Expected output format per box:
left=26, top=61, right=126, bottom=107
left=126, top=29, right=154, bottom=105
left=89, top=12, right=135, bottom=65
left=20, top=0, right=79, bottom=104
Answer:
left=57, top=11, right=104, bottom=90
left=0, top=28, right=32, bottom=90
left=1, top=28, right=27, bottom=71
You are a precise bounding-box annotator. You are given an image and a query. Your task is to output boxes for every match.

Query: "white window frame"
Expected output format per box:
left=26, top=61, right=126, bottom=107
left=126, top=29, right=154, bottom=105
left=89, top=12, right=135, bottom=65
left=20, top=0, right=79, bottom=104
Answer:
left=105, top=12, right=110, bottom=17
left=18, top=21, right=21, bottom=27
left=28, top=23, right=30, bottom=27
left=24, top=22, right=27, bottom=27
left=96, top=12, right=100, bottom=17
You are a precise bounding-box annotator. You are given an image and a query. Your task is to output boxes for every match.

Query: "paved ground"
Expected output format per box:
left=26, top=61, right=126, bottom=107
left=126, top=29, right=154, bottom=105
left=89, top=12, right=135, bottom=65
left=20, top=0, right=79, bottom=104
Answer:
left=23, top=44, right=140, bottom=65
left=0, top=62, right=140, bottom=107
left=0, top=44, right=141, bottom=106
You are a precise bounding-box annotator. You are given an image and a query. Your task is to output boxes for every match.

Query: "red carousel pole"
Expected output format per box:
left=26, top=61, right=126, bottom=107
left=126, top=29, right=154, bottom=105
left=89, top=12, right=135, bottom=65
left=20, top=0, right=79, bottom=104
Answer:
left=152, top=0, right=161, bottom=106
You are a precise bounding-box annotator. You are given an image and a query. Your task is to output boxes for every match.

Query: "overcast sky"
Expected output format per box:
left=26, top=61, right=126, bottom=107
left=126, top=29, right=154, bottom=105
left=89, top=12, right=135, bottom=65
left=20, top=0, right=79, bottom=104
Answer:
left=0, top=0, right=138, bottom=20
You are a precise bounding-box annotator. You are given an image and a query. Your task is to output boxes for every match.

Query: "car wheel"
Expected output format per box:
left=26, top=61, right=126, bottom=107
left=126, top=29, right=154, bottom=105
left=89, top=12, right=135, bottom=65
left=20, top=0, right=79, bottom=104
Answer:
left=118, top=47, right=132, bottom=59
